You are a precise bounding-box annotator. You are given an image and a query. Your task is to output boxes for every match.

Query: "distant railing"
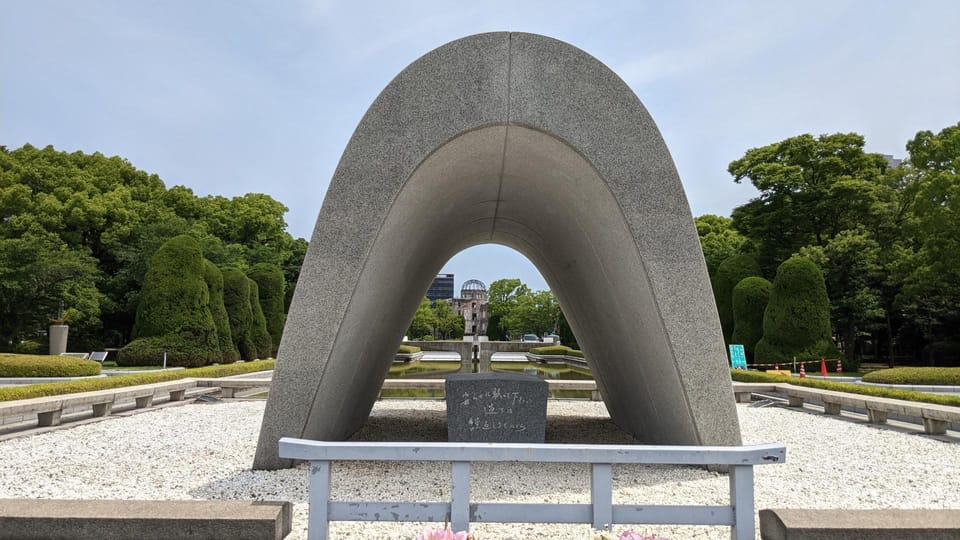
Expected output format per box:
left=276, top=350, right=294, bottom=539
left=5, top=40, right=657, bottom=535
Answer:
left=279, top=438, right=787, bottom=540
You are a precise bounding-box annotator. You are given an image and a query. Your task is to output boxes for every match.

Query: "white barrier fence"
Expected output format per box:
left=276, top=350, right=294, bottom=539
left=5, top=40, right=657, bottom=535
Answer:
left=279, top=438, right=787, bottom=540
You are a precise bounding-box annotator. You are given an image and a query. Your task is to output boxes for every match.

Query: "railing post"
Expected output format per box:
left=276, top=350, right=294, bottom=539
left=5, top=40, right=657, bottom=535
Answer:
left=451, top=461, right=471, bottom=533
left=591, top=463, right=613, bottom=530
left=309, top=460, right=330, bottom=540
left=729, top=465, right=754, bottom=540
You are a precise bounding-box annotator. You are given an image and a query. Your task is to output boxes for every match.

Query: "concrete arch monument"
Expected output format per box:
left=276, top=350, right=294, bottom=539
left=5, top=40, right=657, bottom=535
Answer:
left=254, top=32, right=741, bottom=469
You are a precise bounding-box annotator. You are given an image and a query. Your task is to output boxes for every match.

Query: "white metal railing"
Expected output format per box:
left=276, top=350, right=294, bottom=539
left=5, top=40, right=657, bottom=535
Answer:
left=279, top=438, right=786, bottom=540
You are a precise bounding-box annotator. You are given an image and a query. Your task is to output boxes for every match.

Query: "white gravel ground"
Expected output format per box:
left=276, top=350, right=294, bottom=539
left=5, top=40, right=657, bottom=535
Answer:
left=1, top=399, right=958, bottom=539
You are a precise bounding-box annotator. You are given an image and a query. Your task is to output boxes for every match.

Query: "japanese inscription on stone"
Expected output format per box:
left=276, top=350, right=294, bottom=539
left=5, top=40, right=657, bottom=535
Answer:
left=445, top=373, right=547, bottom=443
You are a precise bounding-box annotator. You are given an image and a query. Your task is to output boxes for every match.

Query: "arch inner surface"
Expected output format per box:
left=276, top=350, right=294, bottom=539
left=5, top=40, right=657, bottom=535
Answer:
left=305, top=124, right=696, bottom=449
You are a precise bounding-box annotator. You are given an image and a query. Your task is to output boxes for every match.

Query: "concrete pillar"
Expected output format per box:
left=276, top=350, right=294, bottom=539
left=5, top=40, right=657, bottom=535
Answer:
left=48, top=325, right=68, bottom=356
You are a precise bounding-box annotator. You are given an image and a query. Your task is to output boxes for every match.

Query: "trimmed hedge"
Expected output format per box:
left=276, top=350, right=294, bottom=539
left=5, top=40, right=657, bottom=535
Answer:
left=397, top=345, right=422, bottom=354
left=122, top=235, right=220, bottom=367
left=223, top=268, right=257, bottom=360
left=13, top=340, right=47, bottom=355
left=247, top=263, right=286, bottom=356
left=0, top=360, right=275, bottom=402
left=0, top=354, right=101, bottom=377
left=712, top=254, right=761, bottom=343
left=862, top=367, right=960, bottom=386
left=730, top=369, right=960, bottom=407
left=248, top=278, right=273, bottom=359
left=730, top=276, right=772, bottom=360
left=754, top=256, right=837, bottom=363
left=203, top=259, right=239, bottom=364
left=529, top=345, right=584, bottom=358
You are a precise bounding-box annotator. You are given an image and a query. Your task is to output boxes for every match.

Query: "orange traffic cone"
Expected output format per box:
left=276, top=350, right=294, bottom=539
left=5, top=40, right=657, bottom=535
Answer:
left=820, top=358, right=827, bottom=377
left=836, top=359, right=843, bottom=375
left=799, top=362, right=806, bottom=378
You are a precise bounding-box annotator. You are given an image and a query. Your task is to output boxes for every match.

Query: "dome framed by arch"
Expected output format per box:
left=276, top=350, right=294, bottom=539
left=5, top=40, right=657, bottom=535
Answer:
left=254, top=32, right=741, bottom=470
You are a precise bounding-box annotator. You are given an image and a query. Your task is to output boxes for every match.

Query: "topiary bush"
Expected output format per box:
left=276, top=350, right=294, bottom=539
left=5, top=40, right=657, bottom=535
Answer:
left=397, top=345, right=422, bottom=354
left=222, top=268, right=257, bottom=360
left=0, top=354, right=101, bottom=377
left=754, top=256, right=838, bottom=364
left=118, top=333, right=220, bottom=368
left=730, top=276, right=772, bottom=361
left=712, top=254, right=762, bottom=343
left=862, top=367, right=960, bottom=385
left=120, top=235, right=220, bottom=367
left=248, top=278, right=273, bottom=359
left=202, top=260, right=239, bottom=364
left=247, top=263, right=286, bottom=356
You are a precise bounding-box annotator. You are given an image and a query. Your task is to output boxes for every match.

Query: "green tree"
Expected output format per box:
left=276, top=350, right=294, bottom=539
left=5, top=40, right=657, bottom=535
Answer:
left=694, top=214, right=748, bottom=276
left=504, top=290, right=559, bottom=338
left=754, top=256, right=837, bottom=364
left=487, top=278, right=529, bottom=339
left=729, top=133, right=892, bottom=274
left=711, top=254, right=762, bottom=344
left=247, top=263, right=286, bottom=355
left=222, top=268, right=257, bottom=360
left=730, top=276, right=772, bottom=361
left=0, top=144, right=306, bottom=350
left=0, top=227, right=102, bottom=350
left=407, top=297, right=436, bottom=339
left=248, top=278, right=273, bottom=358
left=432, top=299, right=462, bottom=340
left=800, top=230, right=885, bottom=368
left=118, top=235, right=220, bottom=367
left=896, top=122, right=960, bottom=346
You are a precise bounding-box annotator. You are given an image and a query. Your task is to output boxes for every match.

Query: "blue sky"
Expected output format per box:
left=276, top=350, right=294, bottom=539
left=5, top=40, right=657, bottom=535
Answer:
left=3, top=1, right=959, bottom=293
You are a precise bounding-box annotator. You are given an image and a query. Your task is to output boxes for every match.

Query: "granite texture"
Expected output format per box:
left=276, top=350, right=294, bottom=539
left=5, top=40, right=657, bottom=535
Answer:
left=759, top=508, right=960, bottom=540
left=0, top=499, right=292, bottom=540
left=254, top=32, right=741, bottom=469
left=445, top=373, right=548, bottom=443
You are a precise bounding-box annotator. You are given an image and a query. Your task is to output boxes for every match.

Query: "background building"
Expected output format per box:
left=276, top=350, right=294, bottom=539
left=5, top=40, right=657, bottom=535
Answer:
left=451, top=279, right=488, bottom=336
left=426, top=273, right=454, bottom=301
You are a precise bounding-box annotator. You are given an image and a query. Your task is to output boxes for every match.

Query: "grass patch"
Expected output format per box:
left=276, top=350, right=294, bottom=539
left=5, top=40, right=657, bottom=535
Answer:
left=0, top=360, right=275, bottom=402
left=0, top=354, right=101, bottom=377
left=397, top=345, right=422, bottom=355
left=862, top=367, right=960, bottom=386
left=528, top=345, right=584, bottom=358
left=730, top=369, right=960, bottom=407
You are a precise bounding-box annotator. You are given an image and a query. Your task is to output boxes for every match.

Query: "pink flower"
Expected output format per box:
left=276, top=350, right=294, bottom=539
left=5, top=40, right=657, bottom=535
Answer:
left=619, top=532, right=669, bottom=540
left=414, top=525, right=470, bottom=540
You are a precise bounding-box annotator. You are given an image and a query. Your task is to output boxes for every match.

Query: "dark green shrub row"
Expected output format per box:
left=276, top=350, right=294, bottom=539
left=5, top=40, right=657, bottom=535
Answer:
left=862, top=367, right=960, bottom=385
left=713, top=254, right=761, bottom=343
left=730, top=276, right=771, bottom=360
left=529, top=345, right=584, bottom=358
left=0, top=360, right=275, bottom=402
left=397, top=345, right=422, bottom=354
left=0, top=354, right=101, bottom=377
left=248, top=279, right=273, bottom=359
left=203, top=259, right=240, bottom=364
left=248, top=263, right=286, bottom=356
left=730, top=369, right=960, bottom=407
